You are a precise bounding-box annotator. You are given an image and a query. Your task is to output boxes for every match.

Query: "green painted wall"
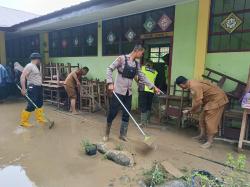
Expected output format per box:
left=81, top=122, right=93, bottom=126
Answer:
left=50, top=21, right=140, bottom=109
left=206, top=52, right=250, bottom=91
left=171, top=0, right=199, bottom=82
left=50, top=1, right=200, bottom=109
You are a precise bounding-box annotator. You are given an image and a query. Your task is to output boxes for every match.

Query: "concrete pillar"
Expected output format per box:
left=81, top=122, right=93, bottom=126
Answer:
left=40, top=32, right=49, bottom=64
left=97, top=20, right=102, bottom=57
left=0, top=31, right=6, bottom=64
left=193, top=0, right=211, bottom=79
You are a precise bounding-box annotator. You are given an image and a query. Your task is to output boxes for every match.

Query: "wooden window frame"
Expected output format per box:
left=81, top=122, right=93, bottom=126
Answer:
left=49, top=23, right=98, bottom=57
left=208, top=0, right=250, bottom=53
left=102, top=6, right=175, bottom=56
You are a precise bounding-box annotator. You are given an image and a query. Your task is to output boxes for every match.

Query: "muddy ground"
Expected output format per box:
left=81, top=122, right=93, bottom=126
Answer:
left=0, top=99, right=249, bottom=187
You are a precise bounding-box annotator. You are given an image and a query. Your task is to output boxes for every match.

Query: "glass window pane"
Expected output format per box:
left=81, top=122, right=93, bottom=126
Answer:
left=241, top=32, right=250, bottom=49
left=160, top=52, right=167, bottom=58
left=223, top=0, right=234, bottom=13
left=246, top=0, right=250, bottom=9
left=243, top=12, right=250, bottom=30
left=230, top=33, right=242, bottom=50
left=234, top=0, right=245, bottom=10
left=235, top=13, right=244, bottom=32
left=160, top=47, right=168, bottom=53
left=219, top=35, right=231, bottom=50
left=211, top=17, right=223, bottom=33
left=121, top=42, right=135, bottom=54
left=208, top=35, right=221, bottom=51
left=150, top=58, right=159, bottom=63
left=213, top=0, right=224, bottom=14
left=150, top=53, right=159, bottom=58
left=150, top=47, right=159, bottom=53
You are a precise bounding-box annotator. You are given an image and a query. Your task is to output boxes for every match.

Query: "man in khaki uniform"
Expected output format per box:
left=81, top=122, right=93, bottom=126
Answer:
left=176, top=76, right=228, bottom=149
left=64, top=67, right=89, bottom=114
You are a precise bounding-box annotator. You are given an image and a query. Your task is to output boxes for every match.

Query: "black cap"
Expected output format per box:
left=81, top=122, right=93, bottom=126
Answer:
left=30, top=52, right=42, bottom=60
left=176, top=76, right=188, bottom=85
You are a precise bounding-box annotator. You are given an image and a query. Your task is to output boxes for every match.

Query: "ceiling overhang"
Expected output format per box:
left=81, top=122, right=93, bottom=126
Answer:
left=8, top=0, right=194, bottom=36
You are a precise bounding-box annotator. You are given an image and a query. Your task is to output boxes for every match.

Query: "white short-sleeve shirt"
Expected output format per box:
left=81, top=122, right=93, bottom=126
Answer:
left=24, top=63, right=42, bottom=86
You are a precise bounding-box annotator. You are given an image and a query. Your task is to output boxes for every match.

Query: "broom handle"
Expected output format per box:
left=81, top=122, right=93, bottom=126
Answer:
left=16, top=84, right=39, bottom=109
left=113, top=91, right=146, bottom=136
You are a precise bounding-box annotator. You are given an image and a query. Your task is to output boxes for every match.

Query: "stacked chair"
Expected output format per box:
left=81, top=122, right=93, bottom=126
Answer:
left=79, top=79, right=108, bottom=113
left=41, top=62, right=79, bottom=109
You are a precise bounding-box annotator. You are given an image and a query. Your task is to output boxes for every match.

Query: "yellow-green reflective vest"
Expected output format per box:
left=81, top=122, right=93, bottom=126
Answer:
left=141, top=66, right=158, bottom=93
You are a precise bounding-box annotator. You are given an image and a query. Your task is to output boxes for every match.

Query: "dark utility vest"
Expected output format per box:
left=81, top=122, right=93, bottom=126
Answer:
left=118, top=55, right=137, bottom=79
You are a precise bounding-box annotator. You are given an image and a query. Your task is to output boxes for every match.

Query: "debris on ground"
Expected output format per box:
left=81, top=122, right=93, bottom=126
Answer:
left=156, top=180, right=187, bottom=187
left=108, top=183, right=114, bottom=187
left=81, top=139, right=97, bottom=156
left=97, top=142, right=109, bottom=154
left=97, top=142, right=135, bottom=166
left=96, top=142, right=117, bottom=154
left=161, top=161, right=184, bottom=178
left=105, top=150, right=135, bottom=167
left=138, top=179, right=187, bottom=187
left=119, top=175, right=131, bottom=184
left=143, top=161, right=171, bottom=186
left=138, top=180, right=147, bottom=187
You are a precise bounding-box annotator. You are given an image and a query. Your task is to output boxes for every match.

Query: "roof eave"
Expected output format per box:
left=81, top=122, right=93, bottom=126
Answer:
left=10, top=0, right=135, bottom=30
left=0, top=27, right=15, bottom=32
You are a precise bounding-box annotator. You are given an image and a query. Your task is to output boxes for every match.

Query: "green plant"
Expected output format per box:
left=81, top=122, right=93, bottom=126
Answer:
left=143, top=162, right=168, bottom=186
left=183, top=153, right=250, bottom=187
left=102, top=154, right=108, bottom=160
left=115, top=144, right=124, bottom=151
left=222, top=153, right=250, bottom=187
left=185, top=172, right=223, bottom=187
left=81, top=139, right=96, bottom=152
left=183, top=171, right=221, bottom=187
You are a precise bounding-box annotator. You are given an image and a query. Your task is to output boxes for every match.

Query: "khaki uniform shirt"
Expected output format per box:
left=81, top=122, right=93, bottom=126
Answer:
left=190, top=80, right=228, bottom=111
left=64, top=71, right=77, bottom=88
left=107, top=55, right=154, bottom=96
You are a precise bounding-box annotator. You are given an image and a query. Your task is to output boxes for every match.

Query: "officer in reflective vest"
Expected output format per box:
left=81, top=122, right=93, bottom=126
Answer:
left=138, top=61, right=158, bottom=127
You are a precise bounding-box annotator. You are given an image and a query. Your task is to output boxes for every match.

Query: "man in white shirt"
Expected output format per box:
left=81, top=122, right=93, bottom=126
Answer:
left=20, top=53, right=46, bottom=127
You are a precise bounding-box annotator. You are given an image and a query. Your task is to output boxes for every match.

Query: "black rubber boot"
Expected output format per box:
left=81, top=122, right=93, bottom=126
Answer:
left=103, top=123, right=112, bottom=142
left=140, top=112, right=148, bottom=128
left=119, top=121, right=128, bottom=141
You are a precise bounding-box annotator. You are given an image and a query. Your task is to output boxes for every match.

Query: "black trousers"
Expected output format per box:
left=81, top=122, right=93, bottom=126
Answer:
left=107, top=92, right=132, bottom=123
left=26, top=85, right=43, bottom=112
left=139, top=91, right=154, bottom=113
left=0, top=86, right=7, bottom=100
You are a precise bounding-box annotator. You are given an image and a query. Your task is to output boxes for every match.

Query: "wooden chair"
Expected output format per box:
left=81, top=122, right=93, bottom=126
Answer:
left=203, top=67, right=246, bottom=109
left=41, top=62, right=79, bottom=110
left=79, top=80, right=107, bottom=113
left=222, top=109, right=243, bottom=140
left=165, top=82, right=191, bottom=127
left=238, top=66, right=250, bottom=151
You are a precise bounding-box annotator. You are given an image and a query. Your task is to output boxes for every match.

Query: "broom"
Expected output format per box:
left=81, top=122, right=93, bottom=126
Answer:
left=113, top=91, right=154, bottom=146
left=17, top=84, right=55, bottom=129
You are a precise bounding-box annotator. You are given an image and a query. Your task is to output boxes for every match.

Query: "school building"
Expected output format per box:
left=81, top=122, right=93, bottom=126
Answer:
left=0, top=0, right=250, bottom=108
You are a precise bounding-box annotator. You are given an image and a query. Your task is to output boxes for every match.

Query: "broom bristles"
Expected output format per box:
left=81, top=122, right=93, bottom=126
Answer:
left=144, top=135, right=155, bottom=147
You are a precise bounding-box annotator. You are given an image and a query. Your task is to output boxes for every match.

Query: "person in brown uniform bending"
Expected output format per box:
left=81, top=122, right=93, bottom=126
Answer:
left=64, top=67, right=89, bottom=114
left=176, top=76, right=228, bottom=149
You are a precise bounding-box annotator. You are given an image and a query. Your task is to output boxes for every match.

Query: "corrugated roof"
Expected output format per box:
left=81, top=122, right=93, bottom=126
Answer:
left=0, top=6, right=38, bottom=27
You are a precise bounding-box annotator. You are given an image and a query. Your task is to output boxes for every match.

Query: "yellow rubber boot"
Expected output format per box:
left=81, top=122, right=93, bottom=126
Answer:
left=35, top=108, right=46, bottom=125
left=21, top=110, right=33, bottom=128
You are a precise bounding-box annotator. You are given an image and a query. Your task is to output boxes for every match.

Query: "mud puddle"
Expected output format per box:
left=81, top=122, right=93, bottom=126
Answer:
left=0, top=165, right=36, bottom=187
